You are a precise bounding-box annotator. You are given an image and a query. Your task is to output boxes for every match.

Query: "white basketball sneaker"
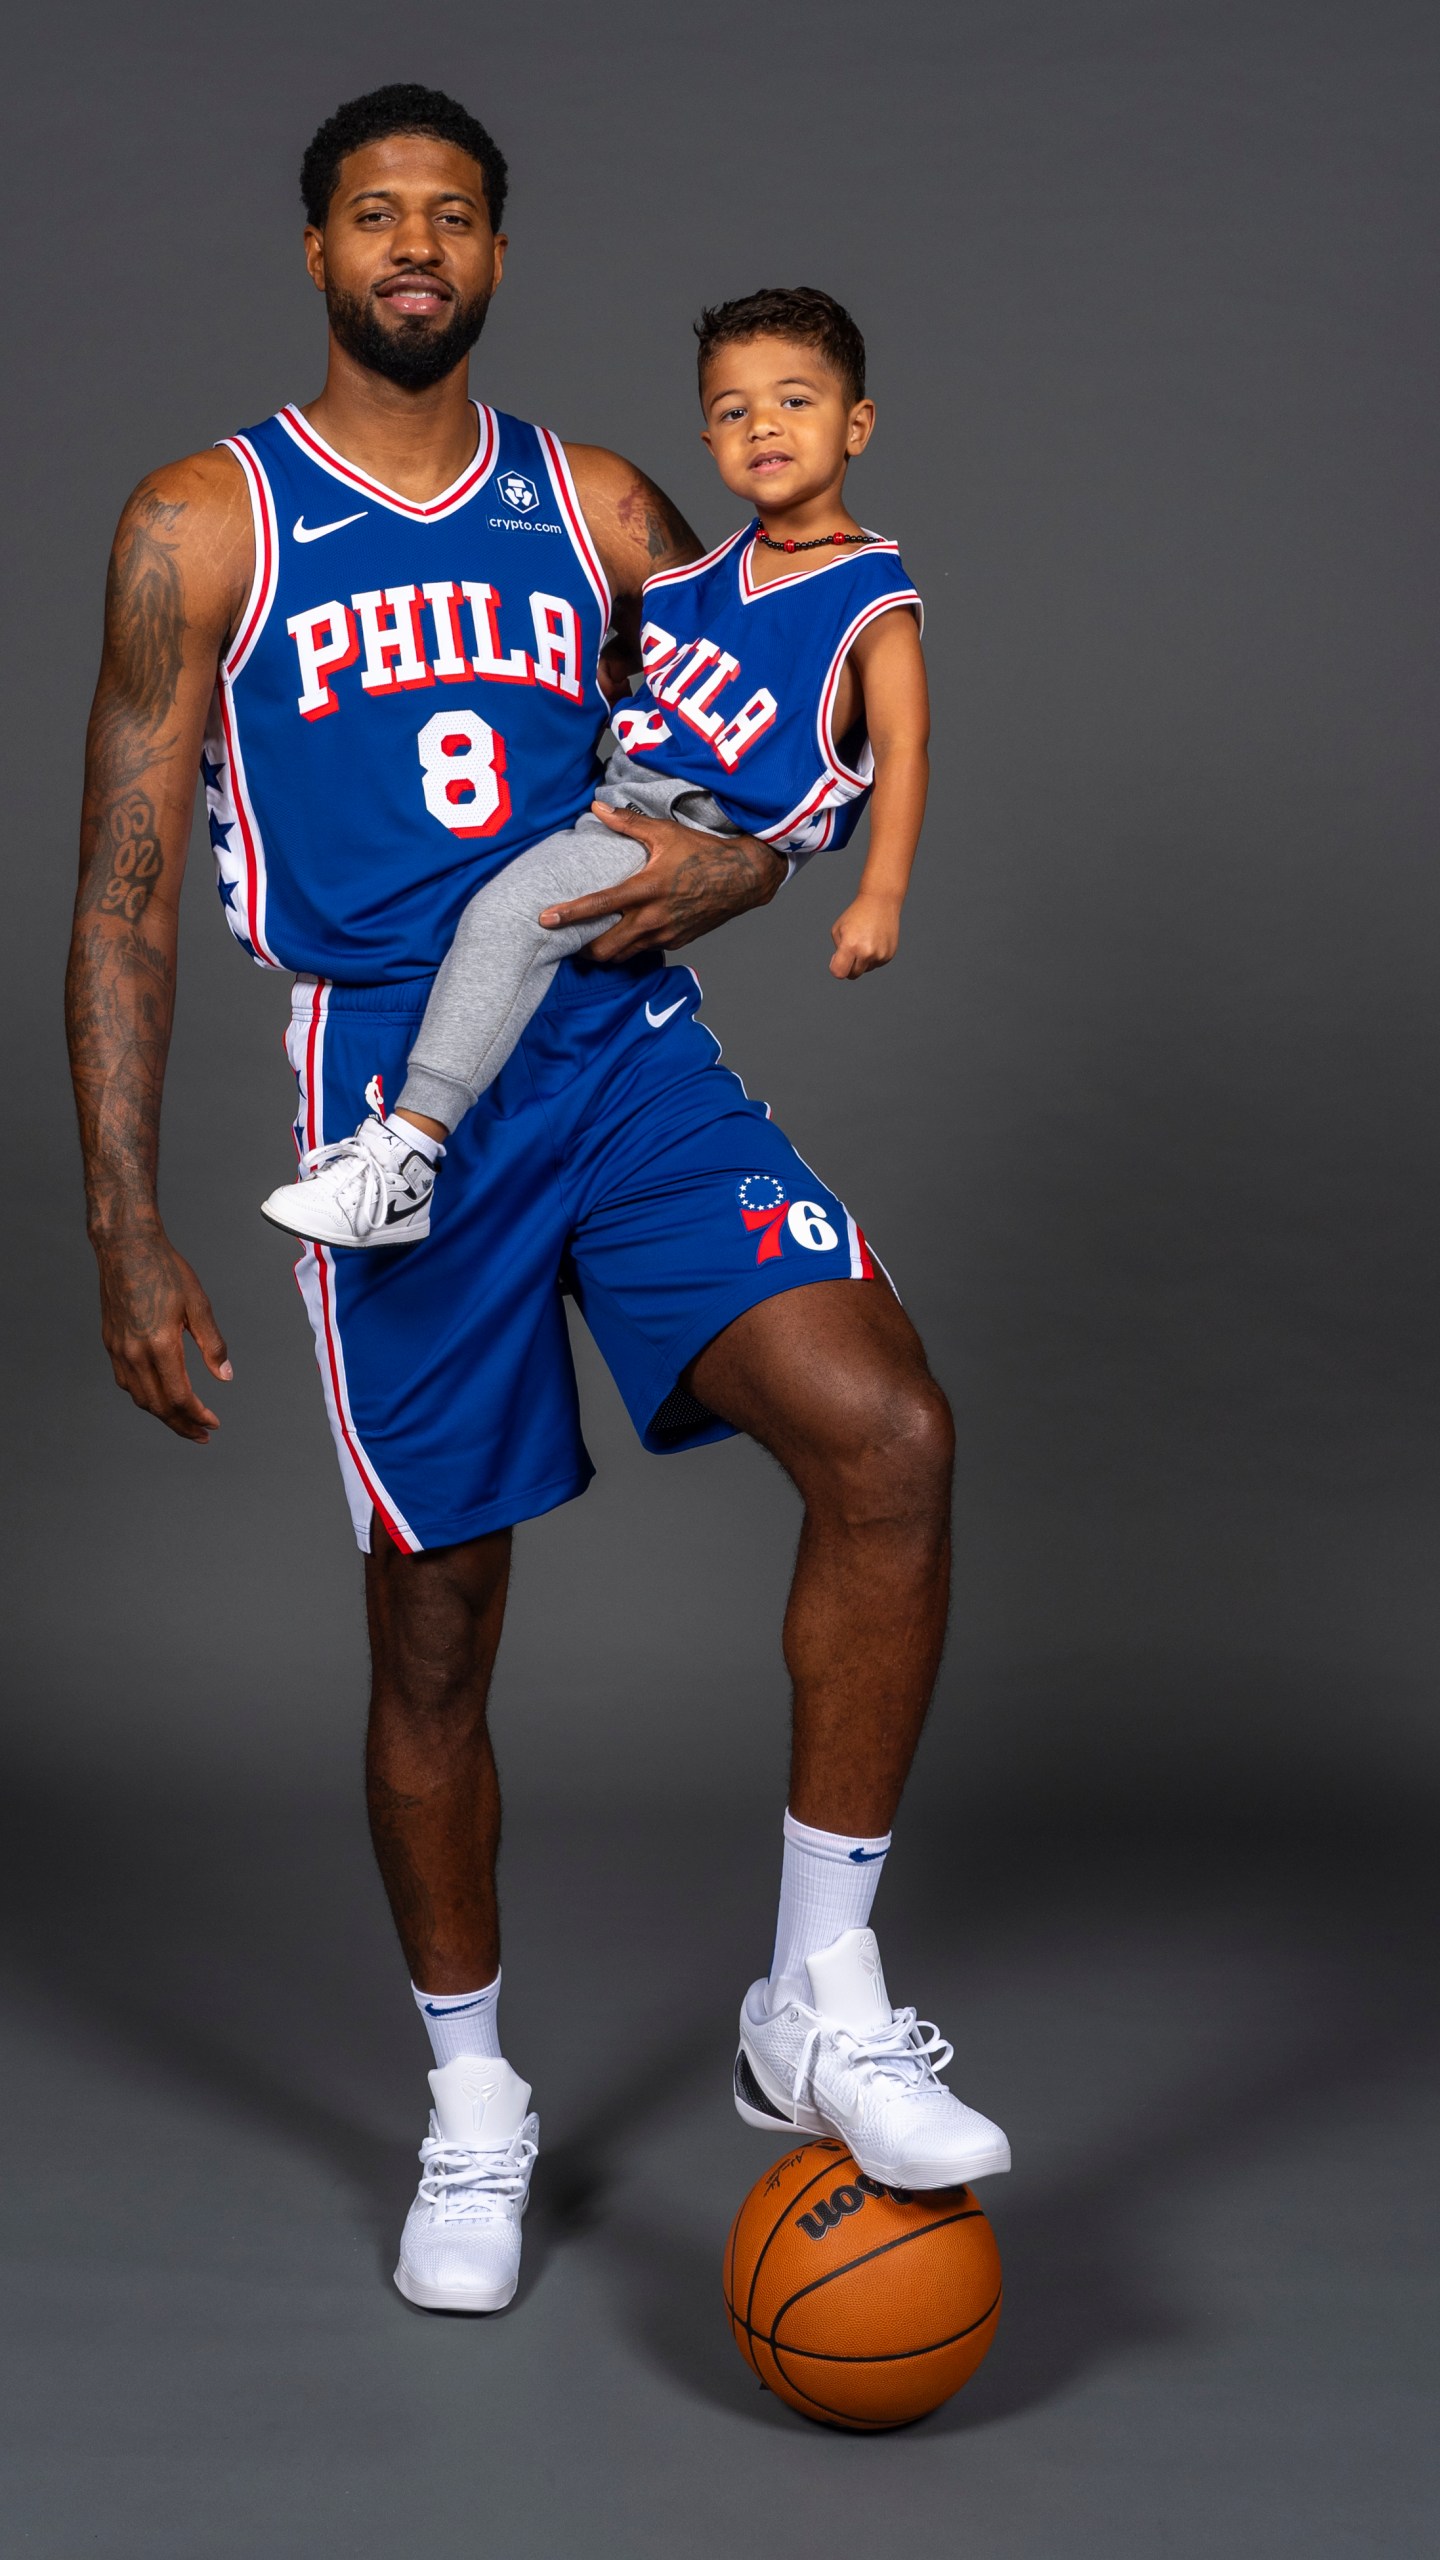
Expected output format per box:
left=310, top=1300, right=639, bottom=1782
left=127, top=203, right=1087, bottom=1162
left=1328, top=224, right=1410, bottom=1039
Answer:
left=261, top=1115, right=439, bottom=1248
left=734, top=1927, right=1011, bottom=2189
left=394, top=2056, right=539, bottom=2314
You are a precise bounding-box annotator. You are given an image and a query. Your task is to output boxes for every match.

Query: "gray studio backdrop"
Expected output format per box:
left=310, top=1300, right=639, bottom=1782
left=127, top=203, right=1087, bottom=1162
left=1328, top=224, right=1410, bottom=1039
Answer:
left=5, top=0, right=1437, bottom=1828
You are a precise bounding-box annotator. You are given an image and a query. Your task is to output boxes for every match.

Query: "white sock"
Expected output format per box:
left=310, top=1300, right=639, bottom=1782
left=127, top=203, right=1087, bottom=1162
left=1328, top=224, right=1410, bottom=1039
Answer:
left=389, top=1115, right=444, bottom=1163
left=412, top=1970, right=502, bottom=2067
left=768, top=1810, right=892, bottom=2008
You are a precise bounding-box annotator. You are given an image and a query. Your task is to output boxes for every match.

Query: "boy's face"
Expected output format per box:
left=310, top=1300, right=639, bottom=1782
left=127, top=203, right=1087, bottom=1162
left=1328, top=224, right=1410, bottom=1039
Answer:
left=700, top=336, right=875, bottom=511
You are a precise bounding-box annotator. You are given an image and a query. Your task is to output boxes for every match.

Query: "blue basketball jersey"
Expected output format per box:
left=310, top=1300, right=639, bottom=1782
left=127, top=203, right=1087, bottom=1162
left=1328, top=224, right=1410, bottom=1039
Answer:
left=204, top=404, right=612, bottom=981
left=609, top=528, right=921, bottom=857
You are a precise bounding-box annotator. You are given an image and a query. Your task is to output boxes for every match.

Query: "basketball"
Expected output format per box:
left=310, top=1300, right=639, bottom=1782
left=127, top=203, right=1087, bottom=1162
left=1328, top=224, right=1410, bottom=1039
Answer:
left=723, top=2139, right=1002, bottom=2430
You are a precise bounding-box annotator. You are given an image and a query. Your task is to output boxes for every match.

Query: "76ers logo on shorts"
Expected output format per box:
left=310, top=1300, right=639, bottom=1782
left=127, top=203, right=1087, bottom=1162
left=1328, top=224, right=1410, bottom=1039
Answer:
left=738, top=1172, right=840, bottom=1264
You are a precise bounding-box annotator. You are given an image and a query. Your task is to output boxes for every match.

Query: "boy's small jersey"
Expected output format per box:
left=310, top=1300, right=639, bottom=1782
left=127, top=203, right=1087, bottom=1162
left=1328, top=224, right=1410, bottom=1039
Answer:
left=202, top=404, right=612, bottom=982
left=608, top=528, right=922, bottom=858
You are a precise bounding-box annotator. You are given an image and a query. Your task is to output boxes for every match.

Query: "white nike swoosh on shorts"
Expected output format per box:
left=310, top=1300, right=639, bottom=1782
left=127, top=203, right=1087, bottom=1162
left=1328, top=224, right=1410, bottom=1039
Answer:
left=292, top=511, right=369, bottom=543
left=645, top=995, right=688, bottom=1028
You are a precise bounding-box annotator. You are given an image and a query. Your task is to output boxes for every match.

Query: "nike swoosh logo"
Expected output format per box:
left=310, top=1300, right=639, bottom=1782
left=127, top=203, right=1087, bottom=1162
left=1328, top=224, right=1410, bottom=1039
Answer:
left=422, top=1993, right=490, bottom=2017
left=645, top=994, right=687, bottom=1028
left=848, top=1846, right=886, bottom=1863
left=292, top=510, right=368, bottom=543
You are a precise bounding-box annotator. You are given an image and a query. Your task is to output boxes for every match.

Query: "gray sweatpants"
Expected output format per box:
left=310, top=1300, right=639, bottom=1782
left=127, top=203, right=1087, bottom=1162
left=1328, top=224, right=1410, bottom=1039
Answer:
left=396, top=746, right=736, bottom=1129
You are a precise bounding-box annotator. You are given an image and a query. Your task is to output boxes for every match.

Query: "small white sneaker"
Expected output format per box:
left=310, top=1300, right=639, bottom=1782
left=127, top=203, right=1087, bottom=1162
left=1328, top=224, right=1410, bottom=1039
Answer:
left=261, top=1115, right=439, bottom=1248
left=394, top=2056, right=538, bottom=2314
left=734, top=1927, right=1011, bottom=2189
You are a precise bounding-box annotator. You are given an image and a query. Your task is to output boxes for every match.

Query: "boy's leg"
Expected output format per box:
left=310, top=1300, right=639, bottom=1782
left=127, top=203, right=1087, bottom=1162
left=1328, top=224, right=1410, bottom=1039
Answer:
left=396, top=818, right=649, bottom=1131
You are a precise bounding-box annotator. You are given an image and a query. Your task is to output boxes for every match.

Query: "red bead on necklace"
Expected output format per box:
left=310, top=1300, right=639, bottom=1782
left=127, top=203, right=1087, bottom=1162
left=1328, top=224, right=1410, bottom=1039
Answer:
left=755, top=526, right=878, bottom=555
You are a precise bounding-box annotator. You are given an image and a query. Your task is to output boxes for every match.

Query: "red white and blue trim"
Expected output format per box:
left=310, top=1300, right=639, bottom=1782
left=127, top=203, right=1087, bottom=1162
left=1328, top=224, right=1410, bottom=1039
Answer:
left=736, top=529, right=903, bottom=604
left=622, top=522, right=922, bottom=863
left=274, top=401, right=499, bottom=521
left=757, top=583, right=923, bottom=855
left=536, top=425, right=614, bottom=717
left=289, top=980, right=421, bottom=1554
left=203, top=434, right=283, bottom=965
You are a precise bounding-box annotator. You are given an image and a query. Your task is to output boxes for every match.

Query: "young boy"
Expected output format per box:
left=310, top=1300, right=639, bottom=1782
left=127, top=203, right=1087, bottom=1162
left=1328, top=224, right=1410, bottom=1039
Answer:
left=261, top=285, right=930, bottom=1247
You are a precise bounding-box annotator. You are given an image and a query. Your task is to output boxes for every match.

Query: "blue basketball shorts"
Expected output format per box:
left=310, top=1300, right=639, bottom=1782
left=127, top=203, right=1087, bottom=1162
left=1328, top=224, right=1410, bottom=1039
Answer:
left=284, top=954, right=880, bottom=1552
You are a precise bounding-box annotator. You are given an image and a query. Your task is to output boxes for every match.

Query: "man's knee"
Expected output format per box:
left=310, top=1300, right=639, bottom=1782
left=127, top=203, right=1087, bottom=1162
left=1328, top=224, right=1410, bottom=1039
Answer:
left=365, top=1531, right=510, bottom=1727
left=798, top=1360, right=955, bottom=1537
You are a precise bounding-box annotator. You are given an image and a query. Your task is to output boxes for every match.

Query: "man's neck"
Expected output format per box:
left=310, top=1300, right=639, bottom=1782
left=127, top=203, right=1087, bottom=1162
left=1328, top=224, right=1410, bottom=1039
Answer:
left=301, top=351, right=481, bottom=503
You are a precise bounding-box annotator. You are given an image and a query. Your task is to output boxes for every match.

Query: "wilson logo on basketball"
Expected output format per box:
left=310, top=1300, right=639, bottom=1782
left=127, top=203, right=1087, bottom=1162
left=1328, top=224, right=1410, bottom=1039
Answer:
left=796, top=2172, right=914, bottom=2240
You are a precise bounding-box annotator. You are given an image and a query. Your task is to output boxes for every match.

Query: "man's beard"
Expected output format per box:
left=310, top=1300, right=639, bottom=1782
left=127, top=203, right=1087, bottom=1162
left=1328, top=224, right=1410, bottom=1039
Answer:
left=325, top=282, right=492, bottom=392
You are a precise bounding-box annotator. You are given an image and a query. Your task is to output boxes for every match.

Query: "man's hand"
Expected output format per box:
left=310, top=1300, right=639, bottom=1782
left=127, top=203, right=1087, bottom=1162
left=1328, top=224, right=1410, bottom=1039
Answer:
left=537, top=801, right=786, bottom=961
left=95, top=1225, right=232, bottom=1443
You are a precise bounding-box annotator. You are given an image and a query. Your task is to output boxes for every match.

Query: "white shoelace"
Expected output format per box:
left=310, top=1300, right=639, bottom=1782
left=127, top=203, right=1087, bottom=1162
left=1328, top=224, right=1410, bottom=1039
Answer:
left=416, top=2130, right=538, bottom=2225
left=296, top=1125, right=407, bottom=1232
left=794, top=2007, right=955, bottom=2109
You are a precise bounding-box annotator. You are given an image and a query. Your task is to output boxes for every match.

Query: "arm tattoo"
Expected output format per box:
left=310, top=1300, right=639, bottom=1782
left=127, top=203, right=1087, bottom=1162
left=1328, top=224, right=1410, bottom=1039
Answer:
left=67, top=485, right=191, bottom=1234
left=616, top=470, right=698, bottom=567
left=65, top=912, right=176, bottom=1232
left=82, top=491, right=188, bottom=801
left=104, top=488, right=187, bottom=725
left=79, top=787, right=165, bottom=923
left=663, top=831, right=784, bottom=942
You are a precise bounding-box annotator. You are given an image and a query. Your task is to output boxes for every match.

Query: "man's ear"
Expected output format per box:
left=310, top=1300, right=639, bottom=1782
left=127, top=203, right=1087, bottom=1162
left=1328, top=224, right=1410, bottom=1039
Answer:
left=304, top=226, right=327, bottom=293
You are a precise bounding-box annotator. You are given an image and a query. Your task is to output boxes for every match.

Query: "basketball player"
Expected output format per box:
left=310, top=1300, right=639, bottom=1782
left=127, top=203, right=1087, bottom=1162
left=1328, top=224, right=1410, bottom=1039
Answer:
left=257, top=285, right=929, bottom=1251
left=65, top=85, right=1009, bottom=2317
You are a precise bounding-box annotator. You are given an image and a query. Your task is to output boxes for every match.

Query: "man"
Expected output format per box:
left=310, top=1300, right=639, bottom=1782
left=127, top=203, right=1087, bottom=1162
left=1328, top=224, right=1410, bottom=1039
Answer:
left=65, top=83, right=1008, bottom=2316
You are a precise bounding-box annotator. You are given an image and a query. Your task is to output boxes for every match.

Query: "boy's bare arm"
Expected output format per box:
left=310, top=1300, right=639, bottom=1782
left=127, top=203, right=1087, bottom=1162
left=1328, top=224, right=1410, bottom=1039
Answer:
left=830, top=609, right=930, bottom=980
left=65, top=450, right=251, bottom=1441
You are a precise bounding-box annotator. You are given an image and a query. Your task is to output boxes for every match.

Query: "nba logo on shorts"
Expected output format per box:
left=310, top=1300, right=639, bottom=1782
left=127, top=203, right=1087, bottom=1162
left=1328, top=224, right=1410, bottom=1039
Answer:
left=497, top=471, right=539, bottom=513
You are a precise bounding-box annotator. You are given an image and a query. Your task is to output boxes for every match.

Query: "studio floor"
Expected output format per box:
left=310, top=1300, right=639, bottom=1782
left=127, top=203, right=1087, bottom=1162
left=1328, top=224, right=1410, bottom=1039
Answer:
left=0, top=1782, right=1433, bottom=2558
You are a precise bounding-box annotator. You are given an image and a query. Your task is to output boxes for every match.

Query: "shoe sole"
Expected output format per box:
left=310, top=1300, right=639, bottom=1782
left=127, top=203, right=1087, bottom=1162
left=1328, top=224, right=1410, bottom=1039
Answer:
left=393, top=2263, right=517, bottom=2314
left=260, top=1204, right=430, bottom=1249
left=733, top=2045, right=1012, bottom=2187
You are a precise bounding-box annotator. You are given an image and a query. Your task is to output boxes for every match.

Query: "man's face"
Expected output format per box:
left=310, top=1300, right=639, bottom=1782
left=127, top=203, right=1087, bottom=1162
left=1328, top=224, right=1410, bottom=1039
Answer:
left=304, top=134, right=506, bottom=392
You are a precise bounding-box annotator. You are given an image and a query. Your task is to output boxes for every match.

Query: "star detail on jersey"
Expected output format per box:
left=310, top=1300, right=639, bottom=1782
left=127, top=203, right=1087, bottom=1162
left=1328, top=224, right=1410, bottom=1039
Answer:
left=738, top=1173, right=787, bottom=1215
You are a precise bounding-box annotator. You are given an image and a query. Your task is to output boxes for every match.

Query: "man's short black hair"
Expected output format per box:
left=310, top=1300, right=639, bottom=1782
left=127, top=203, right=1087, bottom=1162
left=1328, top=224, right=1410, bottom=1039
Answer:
left=694, top=287, right=866, bottom=408
left=300, top=84, right=509, bottom=231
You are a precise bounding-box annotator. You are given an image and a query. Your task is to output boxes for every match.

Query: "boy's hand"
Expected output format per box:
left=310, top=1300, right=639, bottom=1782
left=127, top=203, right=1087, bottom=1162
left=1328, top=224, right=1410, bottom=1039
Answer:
left=830, top=891, right=903, bottom=980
